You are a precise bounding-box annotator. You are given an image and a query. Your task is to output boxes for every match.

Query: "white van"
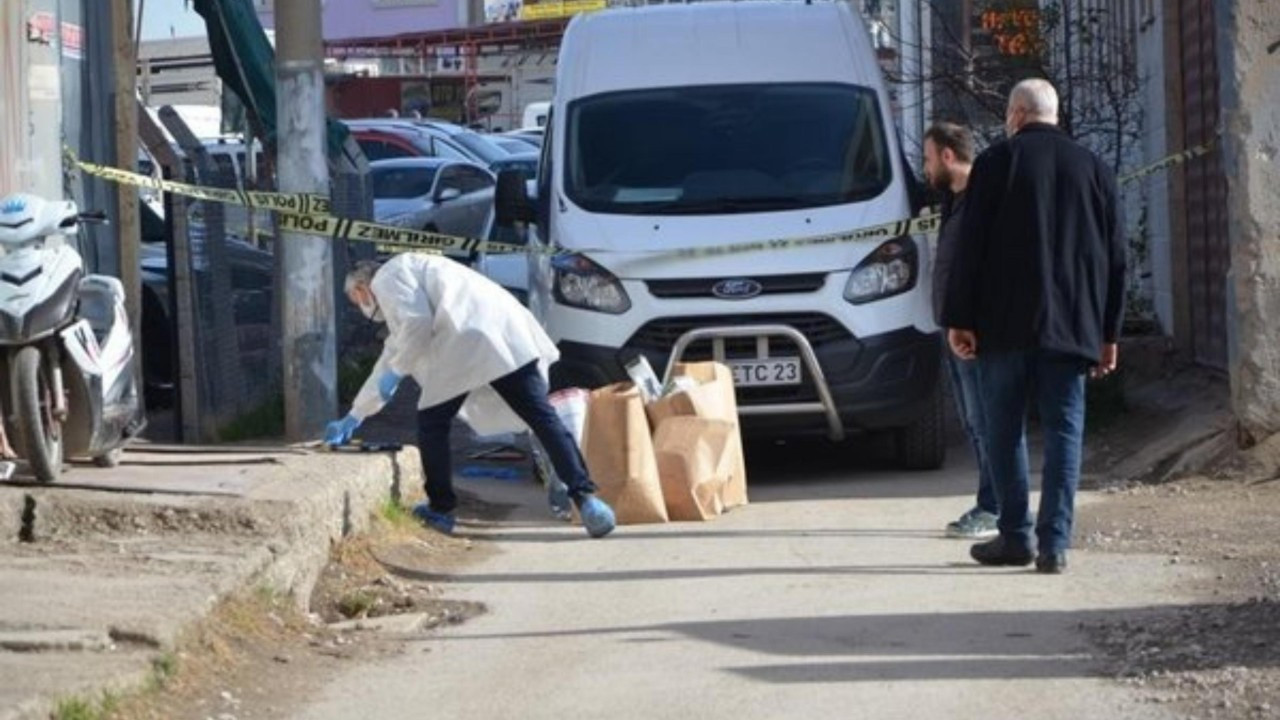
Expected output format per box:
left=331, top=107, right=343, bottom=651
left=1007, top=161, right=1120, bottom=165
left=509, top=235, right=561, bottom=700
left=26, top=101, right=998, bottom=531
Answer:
left=494, top=0, right=944, bottom=469
left=522, top=101, right=551, bottom=130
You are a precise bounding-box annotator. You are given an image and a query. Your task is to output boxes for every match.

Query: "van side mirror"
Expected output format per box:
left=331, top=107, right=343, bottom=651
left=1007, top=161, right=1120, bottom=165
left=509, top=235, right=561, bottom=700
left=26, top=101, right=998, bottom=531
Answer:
left=495, top=170, right=534, bottom=226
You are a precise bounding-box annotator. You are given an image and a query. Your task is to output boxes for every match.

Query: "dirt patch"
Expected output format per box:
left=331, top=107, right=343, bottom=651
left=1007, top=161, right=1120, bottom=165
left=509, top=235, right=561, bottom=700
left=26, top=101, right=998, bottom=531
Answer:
left=1078, top=476, right=1280, bottom=718
left=1084, top=598, right=1280, bottom=718
left=1060, top=343, right=1280, bottom=720
left=94, top=492, right=500, bottom=720
left=98, top=588, right=368, bottom=720
left=308, top=516, right=488, bottom=628
left=1082, top=365, right=1234, bottom=490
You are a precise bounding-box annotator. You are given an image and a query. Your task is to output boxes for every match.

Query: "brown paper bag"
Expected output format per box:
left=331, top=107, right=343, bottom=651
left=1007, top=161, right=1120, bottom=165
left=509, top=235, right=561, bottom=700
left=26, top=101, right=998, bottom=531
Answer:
left=581, top=383, right=668, bottom=525
left=646, top=362, right=749, bottom=509
left=652, top=416, right=734, bottom=521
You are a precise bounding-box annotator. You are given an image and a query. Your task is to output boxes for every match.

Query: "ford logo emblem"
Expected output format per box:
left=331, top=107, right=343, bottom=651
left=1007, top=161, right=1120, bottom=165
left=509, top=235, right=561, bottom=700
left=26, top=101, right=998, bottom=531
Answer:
left=712, top=278, right=763, bottom=300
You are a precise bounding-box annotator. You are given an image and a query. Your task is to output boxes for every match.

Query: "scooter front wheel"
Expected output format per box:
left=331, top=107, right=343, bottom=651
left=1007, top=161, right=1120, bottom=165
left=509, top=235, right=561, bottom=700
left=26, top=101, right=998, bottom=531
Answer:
left=12, top=346, right=63, bottom=483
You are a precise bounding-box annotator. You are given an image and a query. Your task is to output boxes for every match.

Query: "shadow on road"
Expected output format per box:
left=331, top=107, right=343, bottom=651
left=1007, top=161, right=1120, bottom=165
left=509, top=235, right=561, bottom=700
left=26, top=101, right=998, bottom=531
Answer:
left=377, top=561, right=1007, bottom=585
left=476, top=527, right=941, bottom=544
left=406, top=604, right=1280, bottom=683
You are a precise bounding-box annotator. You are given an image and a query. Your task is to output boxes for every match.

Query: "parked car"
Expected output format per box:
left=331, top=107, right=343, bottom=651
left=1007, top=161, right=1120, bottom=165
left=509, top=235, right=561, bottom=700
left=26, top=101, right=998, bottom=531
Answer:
left=347, top=119, right=511, bottom=170
left=347, top=120, right=467, bottom=162
left=488, top=151, right=540, bottom=180
left=371, top=158, right=496, bottom=240
left=495, top=0, right=945, bottom=469
left=475, top=179, right=538, bottom=305
left=503, top=129, right=544, bottom=149
left=417, top=119, right=510, bottom=168
left=492, top=135, right=540, bottom=154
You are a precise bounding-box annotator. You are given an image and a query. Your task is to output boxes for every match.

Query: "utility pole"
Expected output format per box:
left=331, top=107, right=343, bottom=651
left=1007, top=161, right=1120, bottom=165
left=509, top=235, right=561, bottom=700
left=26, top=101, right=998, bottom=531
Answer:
left=111, top=0, right=142, bottom=339
left=275, top=0, right=337, bottom=441
left=1219, top=0, right=1280, bottom=446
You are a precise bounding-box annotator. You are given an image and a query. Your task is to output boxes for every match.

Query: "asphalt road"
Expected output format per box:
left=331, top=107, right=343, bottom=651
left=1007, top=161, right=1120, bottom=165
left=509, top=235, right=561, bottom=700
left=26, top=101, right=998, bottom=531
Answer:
left=286, top=438, right=1201, bottom=720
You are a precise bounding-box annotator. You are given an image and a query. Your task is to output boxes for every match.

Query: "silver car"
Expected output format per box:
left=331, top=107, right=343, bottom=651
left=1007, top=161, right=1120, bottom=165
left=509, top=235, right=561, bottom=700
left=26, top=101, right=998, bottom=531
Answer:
left=371, top=158, right=496, bottom=239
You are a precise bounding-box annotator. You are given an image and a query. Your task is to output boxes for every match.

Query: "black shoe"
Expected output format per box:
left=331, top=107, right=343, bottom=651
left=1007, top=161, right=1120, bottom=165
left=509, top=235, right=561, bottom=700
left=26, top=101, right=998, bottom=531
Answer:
left=1036, top=553, right=1068, bottom=574
left=970, top=537, right=1034, bottom=567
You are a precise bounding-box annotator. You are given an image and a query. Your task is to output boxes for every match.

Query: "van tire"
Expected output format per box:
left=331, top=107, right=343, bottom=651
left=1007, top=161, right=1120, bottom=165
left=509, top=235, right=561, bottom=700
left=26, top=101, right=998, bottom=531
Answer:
left=896, top=379, right=946, bottom=471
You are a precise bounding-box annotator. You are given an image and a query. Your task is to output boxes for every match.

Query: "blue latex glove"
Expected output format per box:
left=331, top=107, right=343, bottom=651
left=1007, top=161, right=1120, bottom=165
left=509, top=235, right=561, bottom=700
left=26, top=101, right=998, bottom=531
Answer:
left=377, top=371, right=403, bottom=403
left=324, top=415, right=361, bottom=447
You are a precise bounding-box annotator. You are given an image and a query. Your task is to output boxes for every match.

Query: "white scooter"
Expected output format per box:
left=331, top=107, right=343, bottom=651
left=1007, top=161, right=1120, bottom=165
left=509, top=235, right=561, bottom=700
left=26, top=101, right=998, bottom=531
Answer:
left=0, top=194, right=144, bottom=482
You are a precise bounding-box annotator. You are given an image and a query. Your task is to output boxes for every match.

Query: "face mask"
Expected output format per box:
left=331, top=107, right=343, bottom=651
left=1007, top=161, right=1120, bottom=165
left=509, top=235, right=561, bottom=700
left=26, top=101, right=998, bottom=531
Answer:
left=357, top=293, right=384, bottom=323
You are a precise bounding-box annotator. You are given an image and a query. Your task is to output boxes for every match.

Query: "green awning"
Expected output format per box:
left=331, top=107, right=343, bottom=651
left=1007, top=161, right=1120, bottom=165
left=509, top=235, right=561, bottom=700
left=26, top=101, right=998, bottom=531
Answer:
left=194, top=0, right=348, bottom=157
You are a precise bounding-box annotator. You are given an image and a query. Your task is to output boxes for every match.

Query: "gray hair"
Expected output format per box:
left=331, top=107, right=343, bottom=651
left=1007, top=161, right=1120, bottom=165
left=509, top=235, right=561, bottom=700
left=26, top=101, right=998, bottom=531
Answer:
left=1009, top=78, right=1060, bottom=124
left=344, top=260, right=381, bottom=294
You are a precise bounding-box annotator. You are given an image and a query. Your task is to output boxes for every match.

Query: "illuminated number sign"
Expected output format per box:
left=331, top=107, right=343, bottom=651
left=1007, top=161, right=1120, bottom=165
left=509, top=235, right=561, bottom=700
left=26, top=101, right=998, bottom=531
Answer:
left=980, top=8, right=1042, bottom=57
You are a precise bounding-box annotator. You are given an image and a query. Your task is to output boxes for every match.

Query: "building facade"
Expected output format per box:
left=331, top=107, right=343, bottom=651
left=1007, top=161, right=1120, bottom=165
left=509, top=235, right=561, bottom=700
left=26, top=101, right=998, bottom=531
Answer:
left=255, top=0, right=474, bottom=42
left=1, top=0, right=124, bottom=274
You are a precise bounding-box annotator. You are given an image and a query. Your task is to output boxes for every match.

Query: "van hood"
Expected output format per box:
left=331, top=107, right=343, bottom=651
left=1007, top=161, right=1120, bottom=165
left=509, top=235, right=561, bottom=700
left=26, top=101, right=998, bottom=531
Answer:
left=555, top=201, right=913, bottom=279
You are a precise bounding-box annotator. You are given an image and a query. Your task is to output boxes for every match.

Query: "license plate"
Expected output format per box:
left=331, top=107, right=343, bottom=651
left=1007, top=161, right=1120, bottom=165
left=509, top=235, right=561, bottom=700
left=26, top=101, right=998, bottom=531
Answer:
left=729, top=358, right=802, bottom=387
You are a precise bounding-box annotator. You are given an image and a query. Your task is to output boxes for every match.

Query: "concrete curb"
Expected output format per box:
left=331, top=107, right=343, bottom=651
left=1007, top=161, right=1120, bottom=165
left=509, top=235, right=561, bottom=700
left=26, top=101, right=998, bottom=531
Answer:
left=245, top=447, right=421, bottom=608
left=0, top=445, right=420, bottom=720
left=0, top=491, right=24, bottom=543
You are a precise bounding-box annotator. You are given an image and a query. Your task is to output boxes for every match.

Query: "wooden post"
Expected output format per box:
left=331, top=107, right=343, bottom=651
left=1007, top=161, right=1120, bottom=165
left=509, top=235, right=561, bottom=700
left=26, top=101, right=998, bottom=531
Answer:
left=111, top=0, right=142, bottom=341
left=138, top=102, right=201, bottom=442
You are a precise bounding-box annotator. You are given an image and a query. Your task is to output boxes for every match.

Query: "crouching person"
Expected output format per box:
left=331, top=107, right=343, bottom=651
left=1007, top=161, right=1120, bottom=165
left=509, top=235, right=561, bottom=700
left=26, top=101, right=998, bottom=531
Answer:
left=325, top=256, right=616, bottom=539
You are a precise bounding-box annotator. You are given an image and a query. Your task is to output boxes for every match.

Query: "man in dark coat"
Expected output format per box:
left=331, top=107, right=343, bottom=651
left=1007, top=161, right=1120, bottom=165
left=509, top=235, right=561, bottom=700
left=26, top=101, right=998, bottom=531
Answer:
left=941, top=78, right=1127, bottom=574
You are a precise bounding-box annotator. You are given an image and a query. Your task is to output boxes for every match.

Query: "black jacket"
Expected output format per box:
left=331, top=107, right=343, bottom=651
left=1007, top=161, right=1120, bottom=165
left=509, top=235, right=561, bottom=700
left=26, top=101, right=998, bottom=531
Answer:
left=940, top=123, right=1126, bottom=363
left=931, top=189, right=967, bottom=326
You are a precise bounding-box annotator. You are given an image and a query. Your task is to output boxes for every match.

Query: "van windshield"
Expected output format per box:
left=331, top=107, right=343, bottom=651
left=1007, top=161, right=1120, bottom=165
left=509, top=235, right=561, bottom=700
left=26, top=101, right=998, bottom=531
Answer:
left=565, top=83, right=892, bottom=215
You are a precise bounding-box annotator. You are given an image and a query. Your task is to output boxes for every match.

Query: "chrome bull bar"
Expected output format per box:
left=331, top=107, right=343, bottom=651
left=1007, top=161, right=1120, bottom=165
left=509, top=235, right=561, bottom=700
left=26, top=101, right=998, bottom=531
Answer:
left=660, top=324, right=846, bottom=442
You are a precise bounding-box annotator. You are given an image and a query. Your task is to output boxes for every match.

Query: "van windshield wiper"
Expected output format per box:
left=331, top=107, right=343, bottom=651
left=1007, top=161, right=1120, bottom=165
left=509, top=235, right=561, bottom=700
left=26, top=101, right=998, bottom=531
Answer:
left=629, top=196, right=814, bottom=215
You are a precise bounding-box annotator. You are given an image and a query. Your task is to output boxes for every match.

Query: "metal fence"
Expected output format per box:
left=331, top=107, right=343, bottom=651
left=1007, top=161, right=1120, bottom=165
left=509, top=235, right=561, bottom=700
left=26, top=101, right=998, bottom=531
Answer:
left=140, top=105, right=375, bottom=443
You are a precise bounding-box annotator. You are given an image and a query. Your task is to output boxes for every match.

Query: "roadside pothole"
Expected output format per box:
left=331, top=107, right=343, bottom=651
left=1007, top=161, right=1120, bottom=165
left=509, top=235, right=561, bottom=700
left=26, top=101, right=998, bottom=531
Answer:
left=308, top=499, right=489, bottom=635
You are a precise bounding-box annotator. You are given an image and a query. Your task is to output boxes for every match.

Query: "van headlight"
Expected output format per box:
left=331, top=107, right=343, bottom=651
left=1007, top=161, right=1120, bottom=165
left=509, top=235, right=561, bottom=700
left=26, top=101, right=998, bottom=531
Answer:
left=552, top=253, right=631, bottom=314
left=843, top=237, right=918, bottom=305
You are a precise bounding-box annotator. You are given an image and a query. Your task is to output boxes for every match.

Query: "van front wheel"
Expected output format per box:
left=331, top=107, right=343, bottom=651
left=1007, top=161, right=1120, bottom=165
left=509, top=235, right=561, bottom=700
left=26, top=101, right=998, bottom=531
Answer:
left=896, top=380, right=946, bottom=471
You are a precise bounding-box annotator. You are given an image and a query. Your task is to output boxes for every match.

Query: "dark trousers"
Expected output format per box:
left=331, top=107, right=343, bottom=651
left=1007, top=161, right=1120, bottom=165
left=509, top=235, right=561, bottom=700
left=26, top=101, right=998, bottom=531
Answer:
left=976, top=349, right=1089, bottom=555
left=418, top=361, right=596, bottom=514
left=946, top=353, right=1001, bottom=515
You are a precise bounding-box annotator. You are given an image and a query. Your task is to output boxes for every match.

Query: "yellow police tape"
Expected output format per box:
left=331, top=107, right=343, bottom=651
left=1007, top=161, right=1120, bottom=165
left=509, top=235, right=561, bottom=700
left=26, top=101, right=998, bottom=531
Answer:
left=70, top=135, right=1215, bottom=260
left=1118, top=140, right=1213, bottom=185
left=72, top=155, right=333, bottom=218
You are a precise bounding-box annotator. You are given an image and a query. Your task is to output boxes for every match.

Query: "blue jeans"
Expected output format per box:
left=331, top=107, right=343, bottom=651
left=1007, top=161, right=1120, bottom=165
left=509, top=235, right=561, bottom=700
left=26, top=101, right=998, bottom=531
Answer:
left=417, top=361, right=597, bottom=514
left=976, top=349, right=1088, bottom=555
left=946, top=354, right=1000, bottom=515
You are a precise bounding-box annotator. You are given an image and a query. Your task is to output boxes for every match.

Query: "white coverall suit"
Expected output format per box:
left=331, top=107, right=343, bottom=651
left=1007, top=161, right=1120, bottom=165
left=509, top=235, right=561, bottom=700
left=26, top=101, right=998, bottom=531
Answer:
left=345, top=253, right=598, bottom=516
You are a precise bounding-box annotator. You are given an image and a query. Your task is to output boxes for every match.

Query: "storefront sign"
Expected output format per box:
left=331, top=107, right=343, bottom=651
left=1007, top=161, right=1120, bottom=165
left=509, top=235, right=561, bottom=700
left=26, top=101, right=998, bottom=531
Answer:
left=486, top=0, right=604, bottom=23
left=521, top=0, right=605, bottom=21
left=60, top=22, right=83, bottom=61
left=26, top=12, right=84, bottom=61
